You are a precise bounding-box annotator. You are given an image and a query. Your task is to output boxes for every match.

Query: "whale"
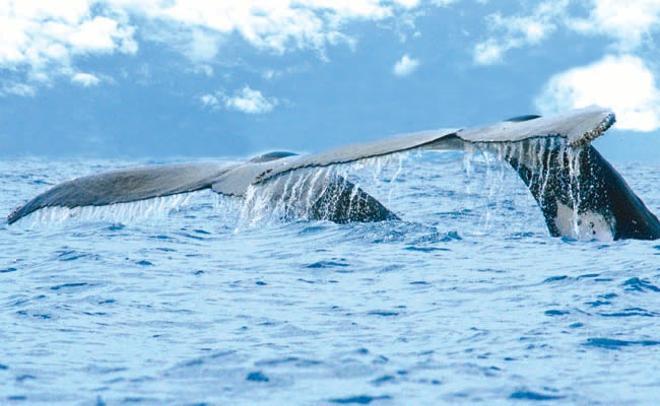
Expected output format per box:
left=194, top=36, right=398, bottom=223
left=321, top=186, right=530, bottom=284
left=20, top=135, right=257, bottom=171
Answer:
left=6, top=106, right=660, bottom=241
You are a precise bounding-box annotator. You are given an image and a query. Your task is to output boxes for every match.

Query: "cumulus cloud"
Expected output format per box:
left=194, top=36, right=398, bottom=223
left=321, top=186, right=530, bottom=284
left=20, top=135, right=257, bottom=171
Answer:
left=127, top=0, right=422, bottom=56
left=71, top=72, right=102, bottom=87
left=568, top=0, right=660, bottom=51
left=535, top=55, right=660, bottom=132
left=0, top=0, right=434, bottom=95
left=0, top=0, right=137, bottom=91
left=473, top=0, right=568, bottom=65
left=393, top=54, right=420, bottom=76
left=474, top=0, right=660, bottom=64
left=201, top=86, right=278, bottom=114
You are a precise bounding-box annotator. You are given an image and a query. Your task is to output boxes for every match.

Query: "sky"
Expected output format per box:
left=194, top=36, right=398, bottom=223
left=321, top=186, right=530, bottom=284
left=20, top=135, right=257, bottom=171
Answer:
left=1, top=0, right=659, bottom=162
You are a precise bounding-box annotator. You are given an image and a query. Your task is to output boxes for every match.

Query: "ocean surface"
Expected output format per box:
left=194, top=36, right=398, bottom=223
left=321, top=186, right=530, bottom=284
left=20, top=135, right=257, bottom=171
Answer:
left=1, top=151, right=659, bottom=405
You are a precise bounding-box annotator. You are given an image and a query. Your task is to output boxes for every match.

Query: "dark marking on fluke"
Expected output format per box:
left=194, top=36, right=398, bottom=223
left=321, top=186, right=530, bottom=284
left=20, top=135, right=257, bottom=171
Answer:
left=6, top=107, right=659, bottom=241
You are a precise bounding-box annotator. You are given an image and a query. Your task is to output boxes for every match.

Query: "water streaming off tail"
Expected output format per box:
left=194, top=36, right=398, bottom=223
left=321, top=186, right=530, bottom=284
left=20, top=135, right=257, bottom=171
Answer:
left=459, top=144, right=541, bottom=236
left=473, top=137, right=613, bottom=240
left=16, top=191, right=225, bottom=228
left=12, top=140, right=608, bottom=240
left=235, top=153, right=411, bottom=229
left=236, top=147, right=545, bottom=237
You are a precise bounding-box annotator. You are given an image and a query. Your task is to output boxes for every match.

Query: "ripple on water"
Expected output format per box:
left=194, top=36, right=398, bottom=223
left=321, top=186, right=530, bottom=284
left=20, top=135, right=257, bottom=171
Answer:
left=543, top=275, right=569, bottom=283
left=254, top=357, right=322, bottom=368
left=584, top=338, right=660, bottom=349
left=56, top=249, right=94, bottom=262
left=245, top=371, right=269, bottom=382
left=544, top=309, right=569, bottom=316
left=509, top=390, right=564, bottom=401
left=622, top=278, right=660, bottom=292
left=598, top=308, right=657, bottom=317
left=367, top=310, right=399, bottom=317
left=305, top=259, right=349, bottom=269
left=49, top=282, right=91, bottom=291
left=404, top=246, right=449, bottom=253
left=328, top=395, right=392, bottom=404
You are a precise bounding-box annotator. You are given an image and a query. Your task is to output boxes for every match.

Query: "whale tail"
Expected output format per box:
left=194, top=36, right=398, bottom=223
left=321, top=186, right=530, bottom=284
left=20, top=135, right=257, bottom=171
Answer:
left=6, top=107, right=659, bottom=240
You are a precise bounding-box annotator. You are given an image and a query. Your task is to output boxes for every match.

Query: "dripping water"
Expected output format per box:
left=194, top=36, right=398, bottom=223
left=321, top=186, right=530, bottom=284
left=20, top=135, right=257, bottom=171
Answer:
left=13, top=140, right=603, bottom=240
left=467, top=137, right=603, bottom=240
left=235, top=153, right=411, bottom=230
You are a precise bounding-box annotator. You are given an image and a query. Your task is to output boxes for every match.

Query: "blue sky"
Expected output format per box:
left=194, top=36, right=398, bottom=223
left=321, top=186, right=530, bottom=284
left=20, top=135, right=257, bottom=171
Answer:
left=1, top=0, right=659, bottom=161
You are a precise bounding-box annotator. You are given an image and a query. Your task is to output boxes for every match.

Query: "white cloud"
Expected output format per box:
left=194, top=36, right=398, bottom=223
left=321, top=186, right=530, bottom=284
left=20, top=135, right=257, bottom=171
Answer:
left=71, top=72, right=101, bottom=87
left=201, top=86, right=278, bottom=114
left=431, top=0, right=459, bottom=6
left=0, top=0, right=436, bottom=95
left=473, top=0, right=568, bottom=65
left=186, top=30, right=221, bottom=62
left=0, top=0, right=137, bottom=91
left=475, top=0, right=660, bottom=64
left=128, top=0, right=408, bottom=55
left=223, top=86, right=278, bottom=114
left=473, top=40, right=504, bottom=65
left=535, top=55, right=660, bottom=132
left=393, top=53, right=420, bottom=76
left=200, top=93, right=220, bottom=108
left=568, top=0, right=660, bottom=51
left=1, top=82, right=35, bottom=97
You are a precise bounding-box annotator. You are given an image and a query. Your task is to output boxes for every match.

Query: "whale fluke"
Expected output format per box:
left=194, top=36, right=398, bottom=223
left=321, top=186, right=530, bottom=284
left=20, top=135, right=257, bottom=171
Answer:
left=6, top=163, right=231, bottom=224
left=7, top=107, right=659, bottom=240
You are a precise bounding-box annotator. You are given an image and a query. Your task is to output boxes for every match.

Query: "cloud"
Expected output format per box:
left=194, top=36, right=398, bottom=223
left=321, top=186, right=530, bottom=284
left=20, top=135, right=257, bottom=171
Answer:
left=473, top=40, right=504, bottom=65
left=535, top=55, right=660, bottom=132
left=473, top=0, right=568, bottom=65
left=0, top=0, right=137, bottom=91
left=0, top=82, right=35, bottom=97
left=0, top=0, right=437, bottom=95
left=568, top=0, right=660, bottom=51
left=126, top=0, right=419, bottom=56
left=223, top=87, right=278, bottom=114
left=201, top=86, right=278, bottom=114
left=393, top=54, right=420, bottom=76
left=200, top=93, right=220, bottom=108
left=474, top=0, right=660, bottom=64
left=71, top=72, right=101, bottom=87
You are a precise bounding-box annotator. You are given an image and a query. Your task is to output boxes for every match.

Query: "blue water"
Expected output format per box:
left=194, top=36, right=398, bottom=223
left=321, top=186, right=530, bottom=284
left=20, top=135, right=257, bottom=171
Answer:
left=1, top=152, right=659, bottom=404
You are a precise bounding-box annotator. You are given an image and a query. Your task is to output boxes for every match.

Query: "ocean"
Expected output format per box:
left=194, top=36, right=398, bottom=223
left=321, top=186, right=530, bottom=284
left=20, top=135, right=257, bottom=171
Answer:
left=1, top=151, right=659, bottom=404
